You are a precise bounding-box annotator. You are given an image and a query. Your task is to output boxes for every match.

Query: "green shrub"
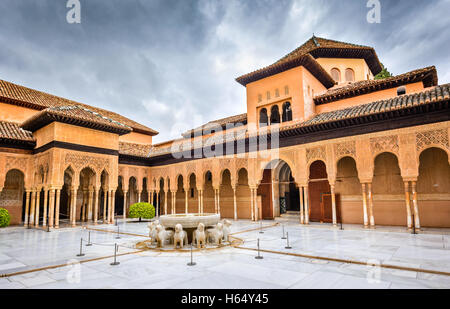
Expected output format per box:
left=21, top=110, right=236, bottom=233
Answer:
left=0, top=208, right=10, bottom=228
left=128, top=203, right=155, bottom=221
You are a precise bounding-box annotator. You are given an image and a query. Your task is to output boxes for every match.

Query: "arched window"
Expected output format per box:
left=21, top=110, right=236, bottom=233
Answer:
left=345, top=68, right=355, bottom=82
left=282, top=102, right=292, bottom=122
left=270, top=105, right=280, bottom=124
left=275, top=88, right=280, bottom=98
left=331, top=68, right=341, bottom=83
left=259, top=108, right=268, bottom=127
left=284, top=85, right=289, bottom=95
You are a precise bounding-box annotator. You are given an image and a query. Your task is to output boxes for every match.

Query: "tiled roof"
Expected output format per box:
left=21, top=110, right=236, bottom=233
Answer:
left=0, top=79, right=158, bottom=136
left=21, top=106, right=132, bottom=135
left=0, top=121, right=35, bottom=144
left=182, top=113, right=247, bottom=138
left=236, top=36, right=382, bottom=87
left=282, top=83, right=450, bottom=134
left=314, top=66, right=438, bottom=105
left=119, top=142, right=152, bottom=158
left=236, top=53, right=335, bottom=88
left=148, top=84, right=450, bottom=158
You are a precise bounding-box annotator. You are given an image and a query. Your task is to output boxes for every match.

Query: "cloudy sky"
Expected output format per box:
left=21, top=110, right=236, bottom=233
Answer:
left=0, top=0, right=449, bottom=143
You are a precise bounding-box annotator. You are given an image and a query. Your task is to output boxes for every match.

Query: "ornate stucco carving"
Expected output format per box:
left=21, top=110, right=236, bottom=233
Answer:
left=416, top=129, right=449, bottom=152
left=370, top=135, right=399, bottom=156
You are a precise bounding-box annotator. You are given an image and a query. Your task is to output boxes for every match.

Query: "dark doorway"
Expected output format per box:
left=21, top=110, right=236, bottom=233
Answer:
left=308, top=160, right=331, bottom=223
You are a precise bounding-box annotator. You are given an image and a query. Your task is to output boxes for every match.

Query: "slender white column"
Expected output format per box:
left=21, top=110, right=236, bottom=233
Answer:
left=404, top=182, right=413, bottom=229
left=164, top=191, right=168, bottom=215
left=368, top=183, right=375, bottom=228
left=71, top=189, right=77, bottom=227
left=42, top=190, right=48, bottom=226
left=304, top=186, right=310, bottom=224
left=174, top=192, right=177, bottom=214
left=250, top=188, right=254, bottom=221
left=29, top=190, right=36, bottom=226
left=123, top=191, right=128, bottom=219
left=24, top=190, right=31, bottom=226
left=103, top=189, right=108, bottom=223
left=185, top=189, right=188, bottom=214
left=200, top=190, right=204, bottom=214
left=88, top=189, right=94, bottom=221
left=111, top=190, right=116, bottom=224
left=197, top=190, right=201, bottom=213
left=214, top=190, right=217, bottom=213
left=299, top=187, right=304, bottom=224
left=35, top=190, right=41, bottom=227
left=156, top=192, right=160, bottom=216
left=217, top=189, right=221, bottom=215
left=411, top=181, right=421, bottom=230
left=55, top=189, right=61, bottom=228
left=233, top=187, right=237, bottom=220
left=93, top=189, right=99, bottom=224
left=330, top=184, right=337, bottom=227
left=362, top=183, right=369, bottom=228
left=254, top=189, right=259, bottom=221
left=48, top=189, right=55, bottom=228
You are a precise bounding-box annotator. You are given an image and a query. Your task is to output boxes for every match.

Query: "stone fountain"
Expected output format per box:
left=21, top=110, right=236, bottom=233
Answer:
left=159, top=213, right=220, bottom=243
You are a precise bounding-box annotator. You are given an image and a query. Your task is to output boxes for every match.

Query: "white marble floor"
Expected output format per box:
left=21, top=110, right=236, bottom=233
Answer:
left=0, top=219, right=449, bottom=289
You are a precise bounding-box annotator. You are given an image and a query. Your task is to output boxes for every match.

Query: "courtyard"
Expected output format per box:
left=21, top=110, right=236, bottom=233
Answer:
left=0, top=218, right=449, bottom=289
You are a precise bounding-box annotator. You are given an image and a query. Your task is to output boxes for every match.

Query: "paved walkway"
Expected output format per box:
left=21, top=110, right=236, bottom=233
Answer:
left=0, top=219, right=449, bottom=289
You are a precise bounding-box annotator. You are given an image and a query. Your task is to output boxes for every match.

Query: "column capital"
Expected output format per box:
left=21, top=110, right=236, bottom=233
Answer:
left=402, top=177, right=418, bottom=182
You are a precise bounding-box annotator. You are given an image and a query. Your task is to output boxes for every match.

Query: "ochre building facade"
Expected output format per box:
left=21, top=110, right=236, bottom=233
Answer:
left=0, top=37, right=449, bottom=230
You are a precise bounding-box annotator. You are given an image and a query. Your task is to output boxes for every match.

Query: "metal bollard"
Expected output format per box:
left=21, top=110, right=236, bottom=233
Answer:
left=187, top=243, right=196, bottom=266
left=110, top=243, right=120, bottom=266
left=86, top=231, right=92, bottom=246
left=255, top=238, right=263, bottom=260
left=116, top=225, right=121, bottom=239
left=76, top=237, right=85, bottom=257
left=281, top=224, right=286, bottom=240
left=285, top=232, right=292, bottom=249
left=259, top=221, right=264, bottom=234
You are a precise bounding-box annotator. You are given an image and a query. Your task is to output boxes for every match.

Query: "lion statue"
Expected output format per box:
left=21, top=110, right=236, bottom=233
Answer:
left=192, top=222, right=206, bottom=249
left=222, top=219, right=232, bottom=243
left=155, top=224, right=170, bottom=248
left=173, top=223, right=188, bottom=249
left=208, top=222, right=224, bottom=246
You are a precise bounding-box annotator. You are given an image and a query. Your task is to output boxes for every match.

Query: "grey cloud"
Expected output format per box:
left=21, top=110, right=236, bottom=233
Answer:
left=0, top=0, right=448, bottom=143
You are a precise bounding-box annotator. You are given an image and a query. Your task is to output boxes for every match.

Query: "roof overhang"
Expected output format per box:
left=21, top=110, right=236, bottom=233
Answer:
left=236, top=54, right=336, bottom=88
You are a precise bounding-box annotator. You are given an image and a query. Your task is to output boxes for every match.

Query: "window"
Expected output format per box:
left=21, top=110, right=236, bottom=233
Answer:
left=397, top=86, right=406, bottom=96
left=275, top=88, right=280, bottom=97
left=258, top=94, right=262, bottom=103
left=282, top=102, right=292, bottom=122
left=284, top=86, right=289, bottom=95
left=307, top=85, right=311, bottom=96
left=259, top=108, right=268, bottom=127
left=190, top=188, right=194, bottom=198
left=270, top=105, right=280, bottom=124
left=331, top=68, right=341, bottom=83
left=266, top=91, right=271, bottom=100
left=345, top=68, right=355, bottom=82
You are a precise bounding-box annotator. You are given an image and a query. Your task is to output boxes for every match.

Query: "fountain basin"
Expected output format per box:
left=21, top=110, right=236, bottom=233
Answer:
left=159, top=213, right=220, bottom=229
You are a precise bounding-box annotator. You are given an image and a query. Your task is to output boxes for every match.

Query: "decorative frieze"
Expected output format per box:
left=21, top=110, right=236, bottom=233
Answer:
left=334, top=141, right=356, bottom=159
left=65, top=153, right=110, bottom=173
left=416, top=129, right=449, bottom=152
left=370, top=135, right=399, bottom=155
left=306, top=146, right=326, bottom=163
